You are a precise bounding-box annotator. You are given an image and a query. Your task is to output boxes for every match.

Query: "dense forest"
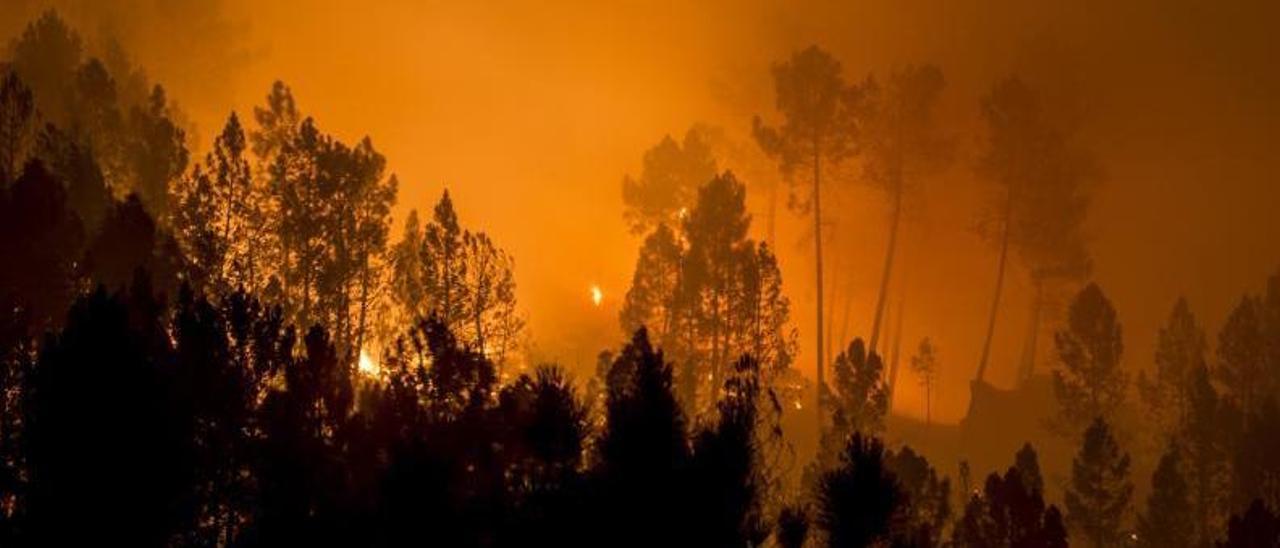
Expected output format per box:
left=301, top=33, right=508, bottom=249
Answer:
left=0, top=10, right=1278, bottom=547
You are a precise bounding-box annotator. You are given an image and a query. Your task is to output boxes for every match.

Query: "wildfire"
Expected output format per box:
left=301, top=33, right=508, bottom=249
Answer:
left=590, top=285, right=604, bottom=307
left=358, top=349, right=380, bottom=376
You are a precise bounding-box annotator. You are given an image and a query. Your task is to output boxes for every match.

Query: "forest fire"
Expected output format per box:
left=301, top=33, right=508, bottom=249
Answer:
left=0, top=1, right=1276, bottom=546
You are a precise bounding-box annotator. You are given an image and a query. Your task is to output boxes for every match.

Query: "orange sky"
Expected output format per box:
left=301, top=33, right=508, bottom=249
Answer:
left=4, top=0, right=1278, bottom=423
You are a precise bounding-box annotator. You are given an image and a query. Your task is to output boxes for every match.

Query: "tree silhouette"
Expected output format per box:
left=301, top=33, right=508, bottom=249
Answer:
left=621, top=126, right=718, bottom=235
left=173, top=112, right=258, bottom=295
left=390, top=189, right=522, bottom=370
left=1216, top=295, right=1272, bottom=419
left=952, top=443, right=1068, bottom=548
left=620, top=172, right=797, bottom=418
left=776, top=504, right=811, bottom=548
left=1136, top=439, right=1194, bottom=548
left=1138, top=297, right=1207, bottom=442
left=1052, top=282, right=1127, bottom=435
left=7, top=11, right=81, bottom=128
left=1183, top=365, right=1235, bottom=546
left=593, top=327, right=691, bottom=546
left=1065, top=417, right=1133, bottom=548
left=819, top=338, right=888, bottom=467
left=755, top=46, right=859, bottom=423
left=1233, top=398, right=1280, bottom=512
left=264, top=113, right=396, bottom=354
left=0, top=71, right=36, bottom=187
left=860, top=64, right=951, bottom=355
left=253, top=324, right=357, bottom=545
left=83, top=193, right=183, bottom=295
left=24, top=280, right=188, bottom=545
left=886, top=445, right=952, bottom=546
left=816, top=433, right=901, bottom=547
left=35, top=123, right=111, bottom=233
left=0, top=160, right=85, bottom=333
left=68, top=59, right=128, bottom=190
left=1221, top=499, right=1280, bottom=548
left=620, top=222, right=685, bottom=358
left=687, top=356, right=770, bottom=546
left=124, top=85, right=188, bottom=220
left=911, top=337, right=939, bottom=425
left=974, top=77, right=1096, bottom=385
left=495, top=365, right=589, bottom=545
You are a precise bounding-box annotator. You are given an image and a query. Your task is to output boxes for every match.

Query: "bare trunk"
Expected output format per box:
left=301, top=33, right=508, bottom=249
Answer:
left=975, top=188, right=1014, bottom=383
left=925, top=380, right=931, bottom=426
left=837, top=279, right=854, bottom=357
left=825, top=254, right=838, bottom=368
left=812, top=141, right=825, bottom=428
left=1017, top=278, right=1044, bottom=386
left=869, top=181, right=903, bottom=354
left=767, top=176, right=779, bottom=247
left=887, top=298, right=904, bottom=412
left=356, top=255, right=371, bottom=356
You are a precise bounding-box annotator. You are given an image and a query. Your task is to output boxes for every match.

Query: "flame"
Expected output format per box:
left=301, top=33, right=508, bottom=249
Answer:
left=358, top=349, right=380, bottom=376
left=590, top=285, right=603, bottom=307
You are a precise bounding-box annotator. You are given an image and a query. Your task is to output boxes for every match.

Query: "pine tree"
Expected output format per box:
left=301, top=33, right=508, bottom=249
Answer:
left=1221, top=500, right=1280, bottom=548
left=0, top=71, right=36, bottom=188
left=389, top=190, right=522, bottom=369
left=1052, top=283, right=1127, bottom=435
left=910, top=337, right=939, bottom=424
left=861, top=64, right=951, bottom=354
left=619, top=173, right=797, bottom=418
left=1136, top=439, right=1194, bottom=548
left=974, top=76, right=1096, bottom=384
left=1138, top=297, right=1206, bottom=441
left=755, top=46, right=859, bottom=422
left=817, top=433, right=901, bottom=548
left=1065, top=417, right=1133, bottom=548
left=952, top=443, right=1067, bottom=548
left=621, top=127, right=717, bottom=235
left=1182, top=365, right=1234, bottom=546
left=125, top=85, right=188, bottom=221
left=818, top=338, right=889, bottom=467
left=1216, top=295, right=1272, bottom=418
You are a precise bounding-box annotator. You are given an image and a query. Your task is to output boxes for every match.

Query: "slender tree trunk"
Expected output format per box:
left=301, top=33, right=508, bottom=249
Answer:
left=221, top=184, right=236, bottom=286
left=976, top=188, right=1014, bottom=383
left=837, top=278, right=854, bottom=357
left=356, top=256, right=371, bottom=356
left=1017, top=277, right=1044, bottom=386
left=825, top=253, right=838, bottom=368
left=869, top=180, right=903, bottom=354
left=887, top=298, right=904, bottom=412
left=767, top=176, right=779, bottom=247
left=812, top=140, right=825, bottom=428
left=925, top=379, right=932, bottom=426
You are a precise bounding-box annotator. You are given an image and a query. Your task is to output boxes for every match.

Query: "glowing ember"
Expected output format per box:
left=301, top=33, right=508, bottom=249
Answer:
left=590, top=285, right=604, bottom=307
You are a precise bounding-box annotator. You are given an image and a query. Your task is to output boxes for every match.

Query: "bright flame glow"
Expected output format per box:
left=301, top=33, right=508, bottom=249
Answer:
left=358, top=349, right=380, bottom=376
left=590, top=285, right=603, bottom=307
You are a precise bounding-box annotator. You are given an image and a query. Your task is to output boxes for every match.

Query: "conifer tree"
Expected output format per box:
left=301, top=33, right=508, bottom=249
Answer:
left=1065, top=417, right=1133, bottom=548
left=1052, top=283, right=1127, bottom=435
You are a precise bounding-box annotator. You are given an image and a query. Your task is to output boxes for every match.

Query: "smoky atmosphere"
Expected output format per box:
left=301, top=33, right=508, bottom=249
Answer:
left=0, top=1, right=1277, bottom=546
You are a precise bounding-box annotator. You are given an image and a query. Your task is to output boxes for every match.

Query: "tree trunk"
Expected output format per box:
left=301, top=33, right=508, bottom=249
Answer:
left=975, top=188, right=1014, bottom=383
left=812, top=140, right=825, bottom=427
left=869, top=181, right=903, bottom=354
left=925, top=379, right=932, bottom=426
left=887, top=298, right=904, bottom=412
left=825, top=254, right=838, bottom=369
left=837, top=278, right=854, bottom=358
left=767, top=176, right=778, bottom=247
left=1017, top=277, right=1044, bottom=386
